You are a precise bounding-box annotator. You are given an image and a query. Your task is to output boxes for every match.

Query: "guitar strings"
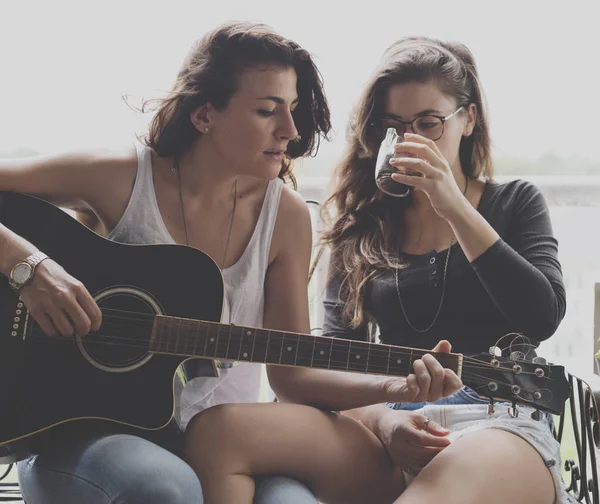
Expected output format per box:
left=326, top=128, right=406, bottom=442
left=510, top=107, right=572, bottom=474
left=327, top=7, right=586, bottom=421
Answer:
left=97, top=308, right=544, bottom=370
left=20, top=307, right=558, bottom=387
left=25, top=325, right=558, bottom=388
left=24, top=312, right=554, bottom=379
left=80, top=308, right=531, bottom=369
left=78, top=309, right=494, bottom=368
left=82, top=307, right=532, bottom=371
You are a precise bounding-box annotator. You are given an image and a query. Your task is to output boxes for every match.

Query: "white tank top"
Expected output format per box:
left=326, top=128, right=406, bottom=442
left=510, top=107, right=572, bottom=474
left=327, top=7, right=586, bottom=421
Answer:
left=108, top=144, right=283, bottom=428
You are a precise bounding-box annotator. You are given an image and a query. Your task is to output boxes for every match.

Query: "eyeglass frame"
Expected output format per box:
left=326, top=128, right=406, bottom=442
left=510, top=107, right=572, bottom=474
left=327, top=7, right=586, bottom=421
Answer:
left=374, top=105, right=466, bottom=142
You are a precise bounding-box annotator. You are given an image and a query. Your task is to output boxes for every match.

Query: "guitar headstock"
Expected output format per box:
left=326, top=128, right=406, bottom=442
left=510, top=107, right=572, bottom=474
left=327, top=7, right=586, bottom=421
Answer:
left=465, top=352, right=571, bottom=415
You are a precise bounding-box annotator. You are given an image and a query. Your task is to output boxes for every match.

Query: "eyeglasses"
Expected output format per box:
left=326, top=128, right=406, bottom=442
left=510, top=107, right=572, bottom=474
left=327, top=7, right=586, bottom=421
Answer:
left=376, top=105, right=465, bottom=141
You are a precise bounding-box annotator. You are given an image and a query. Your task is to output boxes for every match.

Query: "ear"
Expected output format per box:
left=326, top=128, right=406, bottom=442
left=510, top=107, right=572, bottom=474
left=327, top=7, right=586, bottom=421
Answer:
left=463, top=103, right=477, bottom=137
left=190, top=104, right=212, bottom=134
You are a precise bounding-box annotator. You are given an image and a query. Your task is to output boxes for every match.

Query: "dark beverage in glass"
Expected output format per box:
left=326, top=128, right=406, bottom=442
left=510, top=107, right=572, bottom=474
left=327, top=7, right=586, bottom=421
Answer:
left=375, top=127, right=413, bottom=197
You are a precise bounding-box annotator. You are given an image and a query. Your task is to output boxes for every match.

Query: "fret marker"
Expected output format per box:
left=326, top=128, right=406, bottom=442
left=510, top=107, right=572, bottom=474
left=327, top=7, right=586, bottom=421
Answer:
left=287, top=346, right=292, bottom=351
left=247, top=331, right=252, bottom=336
left=320, top=350, right=325, bottom=355
left=397, top=359, right=402, bottom=364
left=243, top=352, right=248, bottom=358
left=356, top=355, right=361, bottom=359
left=210, top=338, right=215, bottom=343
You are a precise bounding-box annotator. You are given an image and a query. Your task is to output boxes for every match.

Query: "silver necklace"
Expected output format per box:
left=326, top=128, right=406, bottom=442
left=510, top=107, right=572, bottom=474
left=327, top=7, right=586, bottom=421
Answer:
left=174, top=159, right=237, bottom=271
left=394, top=178, right=469, bottom=333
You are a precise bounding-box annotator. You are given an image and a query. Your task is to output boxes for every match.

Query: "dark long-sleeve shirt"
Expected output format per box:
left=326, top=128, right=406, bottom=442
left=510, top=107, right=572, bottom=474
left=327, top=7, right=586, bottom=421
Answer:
left=322, top=179, right=566, bottom=354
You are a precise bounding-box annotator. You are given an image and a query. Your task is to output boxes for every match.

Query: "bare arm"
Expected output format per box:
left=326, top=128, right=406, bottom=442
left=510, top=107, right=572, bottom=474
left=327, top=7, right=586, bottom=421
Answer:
left=264, top=189, right=461, bottom=411
left=0, top=150, right=136, bottom=217
left=0, top=223, right=40, bottom=276
left=263, top=188, right=388, bottom=409
left=0, top=149, right=137, bottom=335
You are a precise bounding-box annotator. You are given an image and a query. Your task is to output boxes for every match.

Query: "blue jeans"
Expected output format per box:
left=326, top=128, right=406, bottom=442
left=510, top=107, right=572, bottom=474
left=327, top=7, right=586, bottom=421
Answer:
left=387, top=386, right=554, bottom=429
left=17, top=431, right=318, bottom=504
left=387, top=386, right=492, bottom=411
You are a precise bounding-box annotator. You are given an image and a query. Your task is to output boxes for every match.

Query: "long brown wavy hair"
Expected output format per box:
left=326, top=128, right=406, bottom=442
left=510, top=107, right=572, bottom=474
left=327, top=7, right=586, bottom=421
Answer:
left=142, top=21, right=331, bottom=188
left=322, top=36, right=494, bottom=328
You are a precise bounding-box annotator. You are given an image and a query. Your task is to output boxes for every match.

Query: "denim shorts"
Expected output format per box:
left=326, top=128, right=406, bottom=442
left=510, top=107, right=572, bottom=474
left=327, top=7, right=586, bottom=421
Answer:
left=388, top=387, right=576, bottom=504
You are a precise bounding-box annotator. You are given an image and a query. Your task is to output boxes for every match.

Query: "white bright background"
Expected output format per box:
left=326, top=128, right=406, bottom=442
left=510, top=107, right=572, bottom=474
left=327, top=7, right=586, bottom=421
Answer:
left=1, top=0, right=598, bottom=164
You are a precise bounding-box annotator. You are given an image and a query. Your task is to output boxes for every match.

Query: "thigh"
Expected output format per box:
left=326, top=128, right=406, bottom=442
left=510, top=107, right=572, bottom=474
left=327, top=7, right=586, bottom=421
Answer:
left=254, top=476, right=319, bottom=504
left=18, top=432, right=203, bottom=504
left=397, top=428, right=555, bottom=504
left=186, top=403, right=405, bottom=504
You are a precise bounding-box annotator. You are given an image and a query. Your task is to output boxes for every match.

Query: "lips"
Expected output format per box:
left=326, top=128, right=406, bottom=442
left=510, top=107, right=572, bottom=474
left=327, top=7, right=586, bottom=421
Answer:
left=264, top=150, right=285, bottom=160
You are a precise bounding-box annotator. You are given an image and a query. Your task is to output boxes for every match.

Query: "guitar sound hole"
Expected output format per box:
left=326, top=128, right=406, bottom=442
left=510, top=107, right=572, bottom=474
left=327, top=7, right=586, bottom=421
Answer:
left=78, top=289, right=159, bottom=372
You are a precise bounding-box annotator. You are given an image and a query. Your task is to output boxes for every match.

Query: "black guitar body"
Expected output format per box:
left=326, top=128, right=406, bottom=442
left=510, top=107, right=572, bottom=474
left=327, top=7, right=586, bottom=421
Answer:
left=0, top=191, right=224, bottom=461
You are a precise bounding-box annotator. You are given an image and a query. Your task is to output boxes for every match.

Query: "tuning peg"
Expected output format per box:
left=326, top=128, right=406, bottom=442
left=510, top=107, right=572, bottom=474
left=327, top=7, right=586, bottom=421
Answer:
left=488, top=346, right=500, bottom=356
left=508, top=401, right=519, bottom=418
left=487, top=398, right=495, bottom=415
left=532, top=356, right=547, bottom=365
left=531, top=410, right=542, bottom=421
left=509, top=351, right=525, bottom=361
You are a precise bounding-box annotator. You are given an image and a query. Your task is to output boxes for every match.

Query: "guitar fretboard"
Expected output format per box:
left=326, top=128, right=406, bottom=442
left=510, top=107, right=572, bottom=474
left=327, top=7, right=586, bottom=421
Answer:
left=149, top=316, right=461, bottom=377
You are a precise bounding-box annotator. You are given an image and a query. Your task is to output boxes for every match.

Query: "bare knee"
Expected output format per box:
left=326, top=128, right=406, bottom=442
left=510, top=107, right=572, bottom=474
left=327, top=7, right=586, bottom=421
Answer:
left=184, top=404, right=248, bottom=473
left=186, top=404, right=244, bottom=444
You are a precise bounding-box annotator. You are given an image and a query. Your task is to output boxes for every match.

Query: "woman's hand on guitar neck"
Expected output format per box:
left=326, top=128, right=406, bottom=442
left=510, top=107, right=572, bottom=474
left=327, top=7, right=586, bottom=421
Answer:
left=382, top=340, right=462, bottom=403
left=19, top=259, right=102, bottom=338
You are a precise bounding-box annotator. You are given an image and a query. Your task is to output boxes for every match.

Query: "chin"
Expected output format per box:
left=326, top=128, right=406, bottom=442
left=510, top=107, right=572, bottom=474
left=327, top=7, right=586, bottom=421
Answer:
left=256, top=161, right=284, bottom=181
left=237, top=155, right=285, bottom=181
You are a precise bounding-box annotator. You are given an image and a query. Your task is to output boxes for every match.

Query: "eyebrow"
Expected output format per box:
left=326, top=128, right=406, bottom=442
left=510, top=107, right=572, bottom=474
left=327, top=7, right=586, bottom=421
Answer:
left=383, top=109, right=443, bottom=120
left=257, top=96, right=299, bottom=105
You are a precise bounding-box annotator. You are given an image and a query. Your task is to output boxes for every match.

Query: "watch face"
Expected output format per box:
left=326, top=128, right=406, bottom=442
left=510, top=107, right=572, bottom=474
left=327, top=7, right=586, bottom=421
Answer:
left=12, top=263, right=33, bottom=284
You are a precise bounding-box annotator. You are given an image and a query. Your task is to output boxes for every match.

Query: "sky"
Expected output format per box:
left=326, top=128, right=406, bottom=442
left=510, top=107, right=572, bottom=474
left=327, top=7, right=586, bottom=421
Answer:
left=0, top=0, right=598, bottom=169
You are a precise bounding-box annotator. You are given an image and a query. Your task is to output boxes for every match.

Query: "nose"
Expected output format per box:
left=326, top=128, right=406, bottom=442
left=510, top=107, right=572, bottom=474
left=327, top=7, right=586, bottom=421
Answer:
left=402, top=122, right=416, bottom=136
left=277, top=110, right=299, bottom=141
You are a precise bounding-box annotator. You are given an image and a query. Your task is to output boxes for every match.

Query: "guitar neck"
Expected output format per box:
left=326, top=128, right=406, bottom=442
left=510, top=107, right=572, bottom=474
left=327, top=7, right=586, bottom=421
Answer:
left=149, top=316, right=463, bottom=378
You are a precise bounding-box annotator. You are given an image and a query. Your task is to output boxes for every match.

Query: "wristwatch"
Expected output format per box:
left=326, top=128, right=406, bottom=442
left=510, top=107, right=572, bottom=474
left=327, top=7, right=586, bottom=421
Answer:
left=8, top=251, right=49, bottom=291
